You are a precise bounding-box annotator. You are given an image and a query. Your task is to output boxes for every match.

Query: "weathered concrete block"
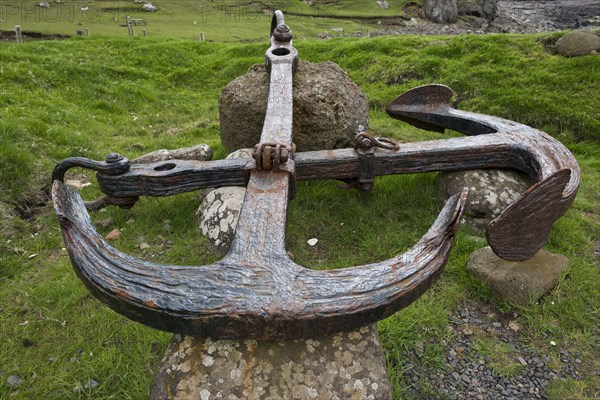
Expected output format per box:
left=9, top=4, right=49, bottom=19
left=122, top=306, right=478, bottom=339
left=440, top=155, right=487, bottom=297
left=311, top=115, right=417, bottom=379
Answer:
left=466, top=247, right=570, bottom=305
left=151, top=324, right=392, bottom=400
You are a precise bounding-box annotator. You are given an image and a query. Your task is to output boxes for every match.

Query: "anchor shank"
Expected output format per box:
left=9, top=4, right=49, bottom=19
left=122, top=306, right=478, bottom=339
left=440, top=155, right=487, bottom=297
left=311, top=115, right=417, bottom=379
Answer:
left=227, top=52, right=296, bottom=262
left=260, top=62, right=294, bottom=145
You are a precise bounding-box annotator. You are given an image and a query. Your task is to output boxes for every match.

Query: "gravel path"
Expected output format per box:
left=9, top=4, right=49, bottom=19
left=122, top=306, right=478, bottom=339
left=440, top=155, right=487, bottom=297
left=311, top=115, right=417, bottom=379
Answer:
left=392, top=301, right=595, bottom=399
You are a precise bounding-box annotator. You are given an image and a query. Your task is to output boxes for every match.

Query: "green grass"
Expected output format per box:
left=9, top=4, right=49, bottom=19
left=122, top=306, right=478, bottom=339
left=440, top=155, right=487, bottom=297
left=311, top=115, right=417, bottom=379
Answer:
left=1, top=31, right=599, bottom=399
left=472, top=337, right=524, bottom=378
left=0, top=0, right=413, bottom=42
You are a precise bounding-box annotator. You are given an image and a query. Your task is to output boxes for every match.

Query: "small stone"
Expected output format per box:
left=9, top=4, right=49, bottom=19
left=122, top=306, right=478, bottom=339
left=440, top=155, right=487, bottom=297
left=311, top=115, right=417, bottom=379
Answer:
left=517, top=357, right=528, bottom=366
left=307, top=238, right=319, bottom=246
left=461, top=326, right=474, bottom=336
left=139, top=242, right=151, bottom=250
left=97, top=217, right=113, bottom=228
left=49, top=357, right=56, bottom=363
left=492, top=322, right=501, bottom=328
left=65, top=179, right=91, bottom=190
left=105, top=229, right=121, bottom=240
left=133, top=144, right=212, bottom=164
left=508, top=320, right=521, bottom=332
left=84, top=379, right=99, bottom=390
left=7, top=375, right=22, bottom=386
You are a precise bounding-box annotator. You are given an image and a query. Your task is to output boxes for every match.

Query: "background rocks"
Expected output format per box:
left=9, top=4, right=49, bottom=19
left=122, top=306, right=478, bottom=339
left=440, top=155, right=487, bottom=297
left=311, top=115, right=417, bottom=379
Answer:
left=219, top=61, right=369, bottom=152
left=457, top=0, right=497, bottom=21
left=436, top=169, right=532, bottom=232
left=424, top=0, right=459, bottom=23
left=466, top=247, right=570, bottom=305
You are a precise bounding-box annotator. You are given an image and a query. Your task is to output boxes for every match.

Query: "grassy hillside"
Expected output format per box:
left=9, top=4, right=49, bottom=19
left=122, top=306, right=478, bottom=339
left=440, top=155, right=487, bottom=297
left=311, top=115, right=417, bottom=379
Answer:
left=1, top=33, right=599, bottom=399
left=0, top=0, right=413, bottom=42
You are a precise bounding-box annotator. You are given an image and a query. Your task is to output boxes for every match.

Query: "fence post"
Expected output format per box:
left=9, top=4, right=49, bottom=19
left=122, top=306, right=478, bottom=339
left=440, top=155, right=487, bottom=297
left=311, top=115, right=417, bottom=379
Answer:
left=199, top=32, right=205, bottom=42
left=15, top=25, right=23, bottom=43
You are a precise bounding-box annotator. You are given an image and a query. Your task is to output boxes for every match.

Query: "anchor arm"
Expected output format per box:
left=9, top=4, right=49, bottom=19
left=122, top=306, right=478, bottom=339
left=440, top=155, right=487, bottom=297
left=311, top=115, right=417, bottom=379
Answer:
left=386, top=84, right=579, bottom=260
left=52, top=179, right=467, bottom=339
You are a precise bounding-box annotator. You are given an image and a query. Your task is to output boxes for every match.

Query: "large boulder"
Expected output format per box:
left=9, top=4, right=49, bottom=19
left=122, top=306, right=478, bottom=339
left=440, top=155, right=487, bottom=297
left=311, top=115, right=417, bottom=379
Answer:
left=151, top=325, right=392, bottom=400
left=556, top=30, right=600, bottom=57
left=435, top=169, right=532, bottom=232
left=219, top=61, right=369, bottom=152
left=424, top=0, right=458, bottom=23
left=466, top=247, right=570, bottom=305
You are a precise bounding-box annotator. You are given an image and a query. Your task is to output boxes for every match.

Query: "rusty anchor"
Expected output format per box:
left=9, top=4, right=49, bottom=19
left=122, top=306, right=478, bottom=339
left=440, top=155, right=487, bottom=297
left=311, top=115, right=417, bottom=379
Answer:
left=51, top=11, right=579, bottom=340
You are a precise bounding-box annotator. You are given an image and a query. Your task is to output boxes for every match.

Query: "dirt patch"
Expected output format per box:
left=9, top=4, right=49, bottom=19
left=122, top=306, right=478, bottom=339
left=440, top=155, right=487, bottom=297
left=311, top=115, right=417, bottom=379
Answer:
left=0, top=29, right=71, bottom=42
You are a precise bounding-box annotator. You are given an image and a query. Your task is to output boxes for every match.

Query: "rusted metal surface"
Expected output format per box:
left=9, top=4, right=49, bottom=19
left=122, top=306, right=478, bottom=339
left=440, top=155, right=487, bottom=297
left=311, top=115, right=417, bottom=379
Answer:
left=51, top=11, right=579, bottom=340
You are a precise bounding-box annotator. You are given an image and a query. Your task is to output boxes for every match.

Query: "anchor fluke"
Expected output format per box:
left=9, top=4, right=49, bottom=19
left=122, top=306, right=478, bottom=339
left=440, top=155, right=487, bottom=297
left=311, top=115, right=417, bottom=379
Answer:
left=387, top=84, right=579, bottom=261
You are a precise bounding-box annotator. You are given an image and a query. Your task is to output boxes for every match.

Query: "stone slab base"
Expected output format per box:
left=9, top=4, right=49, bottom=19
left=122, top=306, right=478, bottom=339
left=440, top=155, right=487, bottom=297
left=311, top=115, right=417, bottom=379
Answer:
left=151, top=324, right=392, bottom=400
left=467, top=247, right=570, bottom=305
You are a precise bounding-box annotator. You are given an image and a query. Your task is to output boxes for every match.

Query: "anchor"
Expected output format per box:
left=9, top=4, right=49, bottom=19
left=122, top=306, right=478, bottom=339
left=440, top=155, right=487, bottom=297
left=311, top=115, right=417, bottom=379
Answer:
left=51, top=11, right=579, bottom=340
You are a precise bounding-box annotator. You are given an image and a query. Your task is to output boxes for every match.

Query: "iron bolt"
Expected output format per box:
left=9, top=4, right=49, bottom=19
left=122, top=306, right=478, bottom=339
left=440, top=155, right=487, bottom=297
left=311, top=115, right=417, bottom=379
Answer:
left=274, top=24, right=292, bottom=42
left=105, top=152, right=123, bottom=163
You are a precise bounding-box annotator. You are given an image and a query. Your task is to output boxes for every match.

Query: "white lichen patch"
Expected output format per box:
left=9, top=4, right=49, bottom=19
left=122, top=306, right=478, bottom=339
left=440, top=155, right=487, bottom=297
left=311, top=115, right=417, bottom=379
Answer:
left=197, top=187, right=246, bottom=254
left=230, top=368, right=242, bottom=380
left=202, top=355, right=214, bottom=367
left=200, top=388, right=211, bottom=400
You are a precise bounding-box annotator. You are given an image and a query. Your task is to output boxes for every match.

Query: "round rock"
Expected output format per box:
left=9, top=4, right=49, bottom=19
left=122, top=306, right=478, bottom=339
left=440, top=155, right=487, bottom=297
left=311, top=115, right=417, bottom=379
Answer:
left=556, top=30, right=600, bottom=57
left=435, top=169, right=532, bottom=232
left=196, top=187, right=245, bottom=257
left=219, top=60, right=369, bottom=152
left=7, top=375, right=22, bottom=387
left=466, top=247, right=570, bottom=305
left=196, top=149, right=251, bottom=257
